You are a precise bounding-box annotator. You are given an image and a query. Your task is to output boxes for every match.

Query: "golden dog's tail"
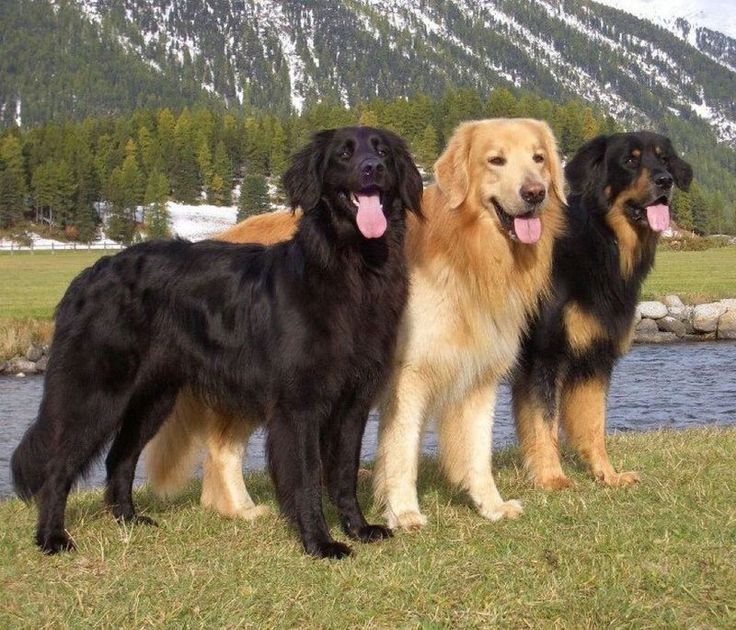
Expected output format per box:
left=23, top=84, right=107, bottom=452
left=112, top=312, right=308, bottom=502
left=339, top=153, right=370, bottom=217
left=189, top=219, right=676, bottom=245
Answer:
left=144, top=391, right=206, bottom=497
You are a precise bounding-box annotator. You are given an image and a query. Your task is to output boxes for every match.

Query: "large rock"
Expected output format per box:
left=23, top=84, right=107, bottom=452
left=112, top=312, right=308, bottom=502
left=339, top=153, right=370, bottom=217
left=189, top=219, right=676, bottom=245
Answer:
left=636, top=318, right=658, bottom=334
left=720, top=299, right=736, bottom=312
left=692, top=303, right=727, bottom=332
left=638, top=301, right=668, bottom=319
left=668, top=305, right=693, bottom=322
left=25, top=344, right=44, bottom=362
left=35, top=355, right=49, bottom=372
left=8, top=357, right=37, bottom=375
left=664, top=295, right=684, bottom=309
left=634, top=331, right=678, bottom=344
left=717, top=310, right=736, bottom=340
left=657, top=316, right=687, bottom=337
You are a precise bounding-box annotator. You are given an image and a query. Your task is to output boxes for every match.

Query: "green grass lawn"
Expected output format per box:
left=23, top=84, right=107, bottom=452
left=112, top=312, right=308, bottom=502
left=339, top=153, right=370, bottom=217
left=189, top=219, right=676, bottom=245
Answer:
left=0, top=250, right=109, bottom=319
left=1, top=247, right=735, bottom=323
left=642, top=247, right=736, bottom=302
left=1, top=429, right=734, bottom=627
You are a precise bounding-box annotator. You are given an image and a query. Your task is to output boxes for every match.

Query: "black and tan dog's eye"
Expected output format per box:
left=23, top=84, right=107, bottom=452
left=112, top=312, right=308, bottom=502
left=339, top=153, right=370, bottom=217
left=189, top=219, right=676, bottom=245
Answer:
left=624, top=155, right=639, bottom=167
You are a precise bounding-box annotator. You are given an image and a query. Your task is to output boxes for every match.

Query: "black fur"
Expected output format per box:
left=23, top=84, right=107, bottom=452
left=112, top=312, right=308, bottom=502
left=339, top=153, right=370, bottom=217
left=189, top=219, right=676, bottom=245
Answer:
left=514, top=131, right=693, bottom=421
left=11, top=126, right=422, bottom=558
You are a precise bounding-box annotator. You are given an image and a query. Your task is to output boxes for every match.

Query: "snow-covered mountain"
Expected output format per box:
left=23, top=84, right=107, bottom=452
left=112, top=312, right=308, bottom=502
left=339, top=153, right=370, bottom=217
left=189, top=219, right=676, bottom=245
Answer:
left=2, top=0, right=736, bottom=147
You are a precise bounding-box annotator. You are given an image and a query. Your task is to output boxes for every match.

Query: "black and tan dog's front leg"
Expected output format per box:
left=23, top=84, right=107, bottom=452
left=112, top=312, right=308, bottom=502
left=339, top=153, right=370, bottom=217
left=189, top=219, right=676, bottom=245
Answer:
left=322, top=392, right=392, bottom=544
left=560, top=376, right=640, bottom=487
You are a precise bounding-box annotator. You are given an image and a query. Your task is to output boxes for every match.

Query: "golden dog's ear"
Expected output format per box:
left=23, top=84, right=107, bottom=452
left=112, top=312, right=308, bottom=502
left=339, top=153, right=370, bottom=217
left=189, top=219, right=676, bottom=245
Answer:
left=535, top=120, right=566, bottom=206
left=434, top=121, right=475, bottom=209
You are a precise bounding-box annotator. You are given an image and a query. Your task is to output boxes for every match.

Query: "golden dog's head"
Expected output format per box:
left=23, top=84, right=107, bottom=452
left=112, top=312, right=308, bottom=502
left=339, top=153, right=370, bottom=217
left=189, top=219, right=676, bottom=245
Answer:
left=434, top=118, right=565, bottom=244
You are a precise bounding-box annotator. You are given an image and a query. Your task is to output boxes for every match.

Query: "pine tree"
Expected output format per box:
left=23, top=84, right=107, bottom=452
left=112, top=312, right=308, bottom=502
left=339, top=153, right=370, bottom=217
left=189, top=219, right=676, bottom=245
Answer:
left=106, top=148, right=143, bottom=244
left=671, top=188, right=694, bottom=232
left=0, top=135, right=27, bottom=228
left=358, top=108, right=379, bottom=127
left=211, top=140, right=232, bottom=205
left=171, top=109, right=200, bottom=202
left=415, top=124, right=438, bottom=169
left=144, top=170, right=171, bottom=240
left=487, top=88, right=520, bottom=119
left=269, top=120, right=289, bottom=177
left=238, top=173, right=270, bottom=221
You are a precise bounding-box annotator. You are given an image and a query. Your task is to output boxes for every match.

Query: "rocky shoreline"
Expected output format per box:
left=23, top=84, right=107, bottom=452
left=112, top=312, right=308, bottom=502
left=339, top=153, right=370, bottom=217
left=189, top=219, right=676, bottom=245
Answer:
left=2, top=296, right=734, bottom=377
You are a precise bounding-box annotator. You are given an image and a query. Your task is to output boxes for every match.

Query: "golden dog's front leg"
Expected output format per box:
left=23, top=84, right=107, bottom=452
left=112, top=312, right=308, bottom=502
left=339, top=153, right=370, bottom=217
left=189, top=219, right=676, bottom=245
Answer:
left=373, top=369, right=431, bottom=532
left=512, top=381, right=571, bottom=490
left=560, top=378, right=640, bottom=487
left=202, top=412, right=270, bottom=520
left=438, top=382, right=522, bottom=521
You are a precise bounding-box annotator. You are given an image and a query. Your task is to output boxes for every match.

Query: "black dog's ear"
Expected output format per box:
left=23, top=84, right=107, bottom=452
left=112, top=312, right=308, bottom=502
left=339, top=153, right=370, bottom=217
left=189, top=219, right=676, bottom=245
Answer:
left=383, top=130, right=423, bottom=218
left=565, top=135, right=609, bottom=197
left=669, top=153, right=693, bottom=192
left=282, top=129, right=335, bottom=211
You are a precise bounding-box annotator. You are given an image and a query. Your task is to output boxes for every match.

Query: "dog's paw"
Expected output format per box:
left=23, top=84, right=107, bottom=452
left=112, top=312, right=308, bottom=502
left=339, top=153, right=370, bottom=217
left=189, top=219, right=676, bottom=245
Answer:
left=116, top=514, right=158, bottom=527
left=386, top=510, right=427, bottom=532
left=597, top=470, right=641, bottom=487
left=307, top=540, right=353, bottom=560
left=235, top=505, right=271, bottom=521
left=535, top=474, right=573, bottom=491
left=478, top=499, right=524, bottom=522
left=37, top=530, right=75, bottom=555
left=353, top=524, right=393, bottom=543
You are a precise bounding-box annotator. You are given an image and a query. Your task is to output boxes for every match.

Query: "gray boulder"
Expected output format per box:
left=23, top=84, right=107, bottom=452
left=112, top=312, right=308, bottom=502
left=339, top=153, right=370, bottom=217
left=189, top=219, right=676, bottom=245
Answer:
left=668, top=305, right=693, bottom=322
left=35, top=355, right=49, bottom=372
left=634, top=331, right=678, bottom=344
left=664, top=295, right=684, bottom=309
left=720, top=299, right=736, bottom=312
left=692, top=303, right=727, bottom=332
left=638, top=301, right=668, bottom=320
left=25, top=344, right=44, bottom=362
left=717, top=311, right=736, bottom=340
left=9, top=357, right=37, bottom=375
left=657, top=316, right=687, bottom=337
left=636, top=318, right=658, bottom=334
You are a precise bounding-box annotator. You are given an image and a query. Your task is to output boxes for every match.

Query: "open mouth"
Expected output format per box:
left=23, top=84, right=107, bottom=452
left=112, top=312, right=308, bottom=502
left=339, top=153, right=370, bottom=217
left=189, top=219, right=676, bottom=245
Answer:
left=626, top=195, right=670, bottom=232
left=339, top=187, right=387, bottom=239
left=491, top=198, right=542, bottom=245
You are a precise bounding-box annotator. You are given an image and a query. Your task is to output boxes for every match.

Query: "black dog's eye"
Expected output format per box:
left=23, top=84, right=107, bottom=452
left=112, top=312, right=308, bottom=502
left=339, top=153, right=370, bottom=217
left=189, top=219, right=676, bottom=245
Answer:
left=488, top=156, right=506, bottom=166
left=533, top=154, right=544, bottom=164
left=661, top=155, right=670, bottom=166
left=624, top=155, right=639, bottom=167
left=339, top=149, right=352, bottom=161
left=376, top=147, right=388, bottom=158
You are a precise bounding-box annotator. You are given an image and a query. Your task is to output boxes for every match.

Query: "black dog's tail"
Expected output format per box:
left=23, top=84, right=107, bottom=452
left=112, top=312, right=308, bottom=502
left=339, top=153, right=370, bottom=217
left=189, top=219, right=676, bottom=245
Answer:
left=11, top=416, right=52, bottom=500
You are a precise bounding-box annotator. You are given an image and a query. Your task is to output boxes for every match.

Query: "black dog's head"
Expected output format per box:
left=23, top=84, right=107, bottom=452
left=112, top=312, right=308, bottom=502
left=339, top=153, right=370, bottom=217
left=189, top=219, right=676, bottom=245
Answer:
left=282, top=126, right=423, bottom=239
left=566, top=131, right=693, bottom=233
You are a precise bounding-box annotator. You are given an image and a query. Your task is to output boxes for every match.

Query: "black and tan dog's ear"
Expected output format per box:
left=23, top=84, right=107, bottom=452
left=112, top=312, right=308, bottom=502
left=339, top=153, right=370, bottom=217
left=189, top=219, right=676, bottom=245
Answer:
left=382, top=130, right=423, bottom=218
left=669, top=154, right=693, bottom=192
left=282, top=129, right=335, bottom=212
left=565, top=135, right=608, bottom=197
left=434, top=121, right=475, bottom=209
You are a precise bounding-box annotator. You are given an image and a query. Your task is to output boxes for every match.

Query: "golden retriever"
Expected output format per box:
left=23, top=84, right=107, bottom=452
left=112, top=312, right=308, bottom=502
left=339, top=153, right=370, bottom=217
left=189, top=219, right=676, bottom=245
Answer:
left=145, top=118, right=565, bottom=530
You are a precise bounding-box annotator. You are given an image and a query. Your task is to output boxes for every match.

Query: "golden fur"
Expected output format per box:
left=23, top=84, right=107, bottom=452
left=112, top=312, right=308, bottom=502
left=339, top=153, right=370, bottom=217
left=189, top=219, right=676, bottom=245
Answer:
left=145, top=118, right=566, bottom=528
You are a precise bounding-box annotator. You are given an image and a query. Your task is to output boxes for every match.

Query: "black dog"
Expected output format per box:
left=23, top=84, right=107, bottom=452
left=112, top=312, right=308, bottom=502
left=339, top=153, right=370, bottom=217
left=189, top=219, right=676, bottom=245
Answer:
left=512, top=132, right=693, bottom=489
left=12, top=126, right=423, bottom=558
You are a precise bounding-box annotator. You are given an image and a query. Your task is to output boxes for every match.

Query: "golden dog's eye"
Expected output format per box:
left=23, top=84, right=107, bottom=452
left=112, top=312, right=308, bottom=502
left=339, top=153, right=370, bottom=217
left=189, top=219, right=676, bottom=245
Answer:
left=533, top=154, right=544, bottom=164
left=488, top=156, right=506, bottom=166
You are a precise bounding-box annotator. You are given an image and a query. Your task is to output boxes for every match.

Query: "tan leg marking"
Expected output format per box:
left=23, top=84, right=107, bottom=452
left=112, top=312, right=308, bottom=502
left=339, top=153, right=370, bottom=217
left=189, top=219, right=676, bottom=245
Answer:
left=564, top=303, right=607, bottom=355
left=560, top=378, right=640, bottom=487
left=513, top=383, right=570, bottom=490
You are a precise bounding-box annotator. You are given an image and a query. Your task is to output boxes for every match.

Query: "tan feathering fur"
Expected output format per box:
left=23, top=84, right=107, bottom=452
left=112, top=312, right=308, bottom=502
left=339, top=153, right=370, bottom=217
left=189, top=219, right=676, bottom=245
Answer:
left=145, top=118, right=565, bottom=528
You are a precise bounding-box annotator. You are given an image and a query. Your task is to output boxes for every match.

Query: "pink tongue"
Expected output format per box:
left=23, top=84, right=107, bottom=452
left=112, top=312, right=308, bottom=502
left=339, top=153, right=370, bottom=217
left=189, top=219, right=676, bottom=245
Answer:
left=513, top=216, right=542, bottom=244
left=355, top=194, right=387, bottom=239
left=646, top=203, right=670, bottom=232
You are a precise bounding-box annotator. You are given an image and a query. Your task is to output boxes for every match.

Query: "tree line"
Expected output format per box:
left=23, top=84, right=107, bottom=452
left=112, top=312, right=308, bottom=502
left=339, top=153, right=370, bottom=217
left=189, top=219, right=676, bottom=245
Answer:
left=0, top=87, right=730, bottom=243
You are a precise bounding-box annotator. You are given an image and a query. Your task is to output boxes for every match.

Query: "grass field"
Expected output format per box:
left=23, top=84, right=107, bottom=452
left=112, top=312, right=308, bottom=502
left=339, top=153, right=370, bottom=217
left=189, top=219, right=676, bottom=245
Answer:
left=1, top=428, right=734, bottom=627
left=1, top=247, right=735, bottom=322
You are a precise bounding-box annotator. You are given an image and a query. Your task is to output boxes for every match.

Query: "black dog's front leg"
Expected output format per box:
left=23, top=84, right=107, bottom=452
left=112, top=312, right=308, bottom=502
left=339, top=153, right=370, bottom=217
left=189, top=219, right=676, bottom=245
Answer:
left=267, top=408, right=352, bottom=559
left=323, top=396, right=393, bottom=543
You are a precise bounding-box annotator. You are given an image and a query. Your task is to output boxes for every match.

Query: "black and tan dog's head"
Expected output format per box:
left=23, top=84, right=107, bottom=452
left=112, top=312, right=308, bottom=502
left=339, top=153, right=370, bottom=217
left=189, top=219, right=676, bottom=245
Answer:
left=566, top=131, right=693, bottom=233
left=282, top=126, right=423, bottom=240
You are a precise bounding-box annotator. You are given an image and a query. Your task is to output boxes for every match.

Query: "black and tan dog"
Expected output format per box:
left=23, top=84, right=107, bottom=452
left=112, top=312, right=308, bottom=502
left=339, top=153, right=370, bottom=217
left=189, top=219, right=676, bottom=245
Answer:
left=512, top=131, right=693, bottom=489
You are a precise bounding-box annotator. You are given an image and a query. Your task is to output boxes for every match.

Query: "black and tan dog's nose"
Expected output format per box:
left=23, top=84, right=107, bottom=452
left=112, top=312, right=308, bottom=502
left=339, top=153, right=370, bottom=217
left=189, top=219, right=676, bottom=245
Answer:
left=361, top=158, right=385, bottom=178
left=655, top=173, right=673, bottom=190
left=520, top=182, right=546, bottom=205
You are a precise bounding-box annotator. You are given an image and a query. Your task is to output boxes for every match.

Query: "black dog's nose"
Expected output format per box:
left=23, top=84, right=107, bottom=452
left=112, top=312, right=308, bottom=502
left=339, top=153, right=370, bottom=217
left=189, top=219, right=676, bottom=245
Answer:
left=520, top=182, right=546, bottom=205
left=655, top=173, right=673, bottom=190
left=361, top=158, right=385, bottom=178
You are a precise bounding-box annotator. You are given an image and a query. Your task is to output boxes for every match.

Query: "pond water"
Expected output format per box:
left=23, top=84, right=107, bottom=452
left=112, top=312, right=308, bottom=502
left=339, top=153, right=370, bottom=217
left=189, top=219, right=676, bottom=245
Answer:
left=1, top=342, right=734, bottom=498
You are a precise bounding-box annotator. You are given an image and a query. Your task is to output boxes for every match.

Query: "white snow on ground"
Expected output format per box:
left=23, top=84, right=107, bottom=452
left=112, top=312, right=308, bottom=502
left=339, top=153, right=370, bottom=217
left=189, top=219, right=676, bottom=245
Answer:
left=166, top=202, right=238, bottom=241
left=593, top=0, right=736, bottom=40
